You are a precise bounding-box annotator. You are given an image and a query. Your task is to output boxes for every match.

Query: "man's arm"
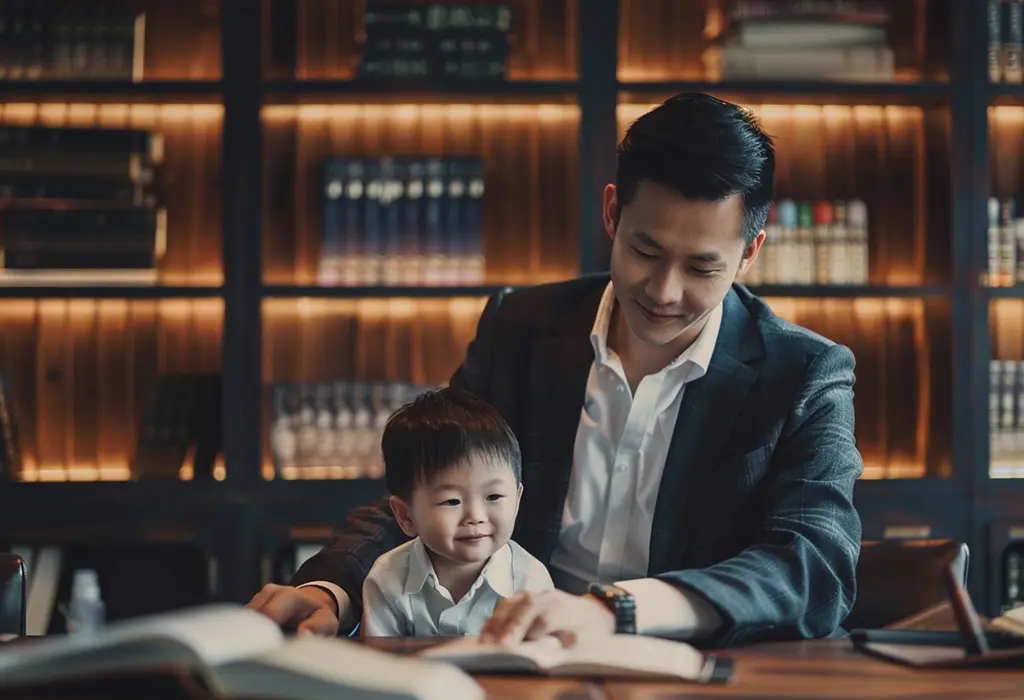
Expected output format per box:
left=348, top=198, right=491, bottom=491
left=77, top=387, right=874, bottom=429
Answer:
left=288, top=291, right=507, bottom=627
left=632, top=343, right=863, bottom=645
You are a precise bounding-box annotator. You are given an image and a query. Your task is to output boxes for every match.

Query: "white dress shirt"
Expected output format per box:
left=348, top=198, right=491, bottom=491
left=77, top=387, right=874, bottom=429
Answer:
left=548, top=282, right=725, bottom=636
left=360, top=537, right=553, bottom=636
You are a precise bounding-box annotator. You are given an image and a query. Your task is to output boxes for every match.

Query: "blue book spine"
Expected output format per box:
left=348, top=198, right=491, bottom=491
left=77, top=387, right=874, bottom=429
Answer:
left=380, top=156, right=405, bottom=285
left=404, top=158, right=426, bottom=285
left=342, top=159, right=366, bottom=286
left=444, top=157, right=466, bottom=285
left=464, top=156, right=486, bottom=284
left=319, top=158, right=346, bottom=285
left=423, top=157, right=446, bottom=285
left=363, top=158, right=384, bottom=285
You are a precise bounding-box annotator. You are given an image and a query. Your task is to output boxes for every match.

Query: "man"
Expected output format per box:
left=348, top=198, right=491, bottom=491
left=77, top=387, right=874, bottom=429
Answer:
left=247, top=93, right=863, bottom=647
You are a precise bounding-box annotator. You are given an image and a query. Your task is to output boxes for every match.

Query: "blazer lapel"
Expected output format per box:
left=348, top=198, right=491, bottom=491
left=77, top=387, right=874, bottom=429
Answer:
left=516, top=280, right=607, bottom=563
left=648, top=289, right=764, bottom=575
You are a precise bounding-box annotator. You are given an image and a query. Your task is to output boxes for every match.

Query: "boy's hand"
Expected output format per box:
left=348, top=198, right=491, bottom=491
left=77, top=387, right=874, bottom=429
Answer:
left=479, top=590, right=615, bottom=647
left=246, top=584, right=341, bottom=637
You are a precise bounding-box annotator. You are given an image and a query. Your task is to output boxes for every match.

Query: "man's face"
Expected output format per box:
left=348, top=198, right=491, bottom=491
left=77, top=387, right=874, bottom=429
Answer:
left=604, top=179, right=762, bottom=348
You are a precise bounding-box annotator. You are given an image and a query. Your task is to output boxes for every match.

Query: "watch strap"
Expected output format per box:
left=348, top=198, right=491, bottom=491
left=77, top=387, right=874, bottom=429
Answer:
left=588, top=583, right=637, bottom=634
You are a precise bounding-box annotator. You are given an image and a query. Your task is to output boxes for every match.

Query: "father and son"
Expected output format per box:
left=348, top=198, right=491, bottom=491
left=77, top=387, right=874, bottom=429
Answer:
left=246, top=92, right=864, bottom=648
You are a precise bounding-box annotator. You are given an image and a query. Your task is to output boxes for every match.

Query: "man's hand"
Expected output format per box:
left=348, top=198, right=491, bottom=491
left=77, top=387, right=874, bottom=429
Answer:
left=245, top=584, right=341, bottom=637
left=479, top=590, right=615, bottom=647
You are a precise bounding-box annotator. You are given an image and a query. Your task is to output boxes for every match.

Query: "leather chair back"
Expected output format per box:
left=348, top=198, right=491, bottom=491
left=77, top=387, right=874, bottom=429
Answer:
left=844, top=538, right=969, bottom=631
left=0, top=552, right=26, bottom=635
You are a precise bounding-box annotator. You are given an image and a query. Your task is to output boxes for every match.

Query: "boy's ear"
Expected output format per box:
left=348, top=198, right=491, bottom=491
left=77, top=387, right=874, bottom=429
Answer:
left=514, top=484, right=524, bottom=515
left=389, top=495, right=418, bottom=538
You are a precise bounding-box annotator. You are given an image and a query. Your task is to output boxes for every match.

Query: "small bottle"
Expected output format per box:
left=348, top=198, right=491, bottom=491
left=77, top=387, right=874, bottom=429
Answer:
left=67, top=569, right=105, bottom=636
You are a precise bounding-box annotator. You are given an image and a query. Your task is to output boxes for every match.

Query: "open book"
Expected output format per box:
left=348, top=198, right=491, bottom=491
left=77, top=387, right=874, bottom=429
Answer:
left=0, top=604, right=484, bottom=700
left=418, top=634, right=734, bottom=683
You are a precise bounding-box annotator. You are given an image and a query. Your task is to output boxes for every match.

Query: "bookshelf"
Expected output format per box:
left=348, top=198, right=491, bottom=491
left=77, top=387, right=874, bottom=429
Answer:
left=0, top=0, right=1015, bottom=620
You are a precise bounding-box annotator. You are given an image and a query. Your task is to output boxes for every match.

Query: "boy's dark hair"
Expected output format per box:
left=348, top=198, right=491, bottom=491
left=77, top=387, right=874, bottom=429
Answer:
left=382, top=386, right=522, bottom=502
left=616, top=92, right=775, bottom=245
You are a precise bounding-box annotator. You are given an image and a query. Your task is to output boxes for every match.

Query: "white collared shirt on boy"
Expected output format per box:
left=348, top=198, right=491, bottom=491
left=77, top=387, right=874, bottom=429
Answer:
left=361, top=537, right=554, bottom=636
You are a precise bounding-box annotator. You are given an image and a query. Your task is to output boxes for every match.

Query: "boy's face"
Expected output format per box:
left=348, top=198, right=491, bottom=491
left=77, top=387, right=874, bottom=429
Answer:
left=391, top=456, right=522, bottom=567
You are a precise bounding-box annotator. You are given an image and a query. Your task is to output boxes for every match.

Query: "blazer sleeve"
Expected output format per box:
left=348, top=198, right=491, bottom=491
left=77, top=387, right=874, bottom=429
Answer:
left=289, top=290, right=508, bottom=622
left=656, top=343, right=863, bottom=646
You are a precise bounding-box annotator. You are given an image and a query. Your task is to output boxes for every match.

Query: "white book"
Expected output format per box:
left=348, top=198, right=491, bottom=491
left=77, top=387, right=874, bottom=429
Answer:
left=418, top=634, right=734, bottom=683
left=0, top=604, right=484, bottom=700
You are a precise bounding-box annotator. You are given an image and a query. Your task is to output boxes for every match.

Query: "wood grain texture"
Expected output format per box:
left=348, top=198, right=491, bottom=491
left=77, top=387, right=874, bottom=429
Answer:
left=0, top=102, right=224, bottom=285
left=990, top=300, right=1024, bottom=362
left=990, top=108, right=1024, bottom=201
left=261, top=0, right=578, bottom=81
left=125, top=0, right=222, bottom=80
left=0, top=299, right=222, bottom=482
left=261, top=104, right=580, bottom=286
left=602, top=640, right=1024, bottom=699
left=618, top=0, right=949, bottom=82
left=618, top=103, right=951, bottom=286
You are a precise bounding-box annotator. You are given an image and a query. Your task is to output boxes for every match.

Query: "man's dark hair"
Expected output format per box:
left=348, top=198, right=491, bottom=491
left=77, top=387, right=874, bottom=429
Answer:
left=382, top=386, right=522, bottom=502
left=616, top=93, right=775, bottom=245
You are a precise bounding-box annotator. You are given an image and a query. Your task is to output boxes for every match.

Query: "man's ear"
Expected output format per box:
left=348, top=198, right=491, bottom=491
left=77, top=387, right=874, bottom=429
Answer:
left=389, top=495, right=418, bottom=538
left=602, top=184, right=618, bottom=240
left=737, top=230, right=766, bottom=278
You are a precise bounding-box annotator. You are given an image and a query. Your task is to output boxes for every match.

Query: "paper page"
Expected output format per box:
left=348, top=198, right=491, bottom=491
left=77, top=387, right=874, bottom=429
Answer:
left=418, top=635, right=565, bottom=671
left=218, top=635, right=484, bottom=700
left=0, top=604, right=284, bottom=677
left=556, top=635, right=707, bottom=680
left=864, top=642, right=967, bottom=666
left=996, top=604, right=1024, bottom=636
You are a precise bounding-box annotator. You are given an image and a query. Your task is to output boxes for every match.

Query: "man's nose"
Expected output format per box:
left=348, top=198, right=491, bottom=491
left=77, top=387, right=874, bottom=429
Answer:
left=646, top=266, right=684, bottom=305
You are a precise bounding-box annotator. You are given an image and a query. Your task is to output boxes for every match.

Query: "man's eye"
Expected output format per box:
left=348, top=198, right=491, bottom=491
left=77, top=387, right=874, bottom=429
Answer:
left=692, top=268, right=715, bottom=276
left=632, top=246, right=657, bottom=259
left=438, top=499, right=460, bottom=506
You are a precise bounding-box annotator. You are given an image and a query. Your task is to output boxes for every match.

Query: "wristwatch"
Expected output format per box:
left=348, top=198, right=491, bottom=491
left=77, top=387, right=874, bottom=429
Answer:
left=588, top=583, right=637, bottom=634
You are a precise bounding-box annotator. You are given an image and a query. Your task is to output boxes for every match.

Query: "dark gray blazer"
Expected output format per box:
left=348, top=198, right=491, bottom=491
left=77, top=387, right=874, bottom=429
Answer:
left=293, top=274, right=864, bottom=646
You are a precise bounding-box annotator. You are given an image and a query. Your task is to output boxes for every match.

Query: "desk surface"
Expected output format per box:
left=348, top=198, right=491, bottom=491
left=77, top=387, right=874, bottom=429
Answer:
left=365, top=637, right=1024, bottom=700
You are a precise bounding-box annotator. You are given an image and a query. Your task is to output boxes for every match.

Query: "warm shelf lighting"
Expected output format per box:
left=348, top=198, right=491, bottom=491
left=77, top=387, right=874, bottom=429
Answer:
left=991, top=106, right=1024, bottom=127
left=262, top=103, right=579, bottom=125
left=0, top=103, right=223, bottom=127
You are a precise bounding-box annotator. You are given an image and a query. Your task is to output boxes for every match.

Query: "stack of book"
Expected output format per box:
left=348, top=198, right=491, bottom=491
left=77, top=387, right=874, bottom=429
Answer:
left=987, top=197, right=1024, bottom=287
left=989, top=0, right=1024, bottom=84
left=357, top=2, right=511, bottom=81
left=991, top=359, right=1024, bottom=479
left=0, top=125, right=166, bottom=285
left=744, top=198, right=869, bottom=287
left=0, top=2, right=145, bottom=81
left=701, top=0, right=894, bottom=81
left=319, top=155, right=485, bottom=287
left=268, top=379, right=436, bottom=481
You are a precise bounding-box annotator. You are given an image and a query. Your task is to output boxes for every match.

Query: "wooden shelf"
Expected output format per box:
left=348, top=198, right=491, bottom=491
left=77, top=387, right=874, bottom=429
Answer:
left=0, top=286, right=224, bottom=300
left=262, top=79, right=579, bottom=104
left=0, top=80, right=223, bottom=103
left=986, top=286, right=1024, bottom=299
left=262, top=285, right=513, bottom=299
left=619, top=80, right=950, bottom=105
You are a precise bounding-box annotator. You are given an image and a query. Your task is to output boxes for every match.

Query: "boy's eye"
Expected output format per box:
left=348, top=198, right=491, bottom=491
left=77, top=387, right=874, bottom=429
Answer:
left=486, top=494, right=505, bottom=501
left=438, top=498, right=460, bottom=506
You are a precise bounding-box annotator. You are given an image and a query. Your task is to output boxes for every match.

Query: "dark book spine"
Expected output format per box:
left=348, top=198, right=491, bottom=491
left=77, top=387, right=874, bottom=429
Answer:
left=423, top=157, right=445, bottom=285
left=0, top=125, right=161, bottom=161
left=320, top=158, right=346, bottom=285
left=381, top=157, right=405, bottom=286
left=992, top=0, right=1005, bottom=82
left=403, top=159, right=425, bottom=285
left=3, top=249, right=155, bottom=270
left=1005, top=0, right=1024, bottom=83
left=0, top=178, right=151, bottom=206
left=363, top=158, right=384, bottom=285
left=0, top=374, right=23, bottom=479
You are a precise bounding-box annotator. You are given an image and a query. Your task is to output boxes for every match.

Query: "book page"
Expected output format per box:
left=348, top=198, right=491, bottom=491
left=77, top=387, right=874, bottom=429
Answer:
left=555, top=635, right=708, bottom=680
left=0, top=604, right=284, bottom=681
left=217, top=636, right=484, bottom=700
left=993, top=605, right=1024, bottom=637
left=418, top=635, right=565, bottom=672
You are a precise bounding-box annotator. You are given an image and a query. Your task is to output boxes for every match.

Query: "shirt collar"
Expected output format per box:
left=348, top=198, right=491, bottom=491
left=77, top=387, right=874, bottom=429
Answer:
left=589, top=281, right=723, bottom=380
left=403, top=538, right=516, bottom=599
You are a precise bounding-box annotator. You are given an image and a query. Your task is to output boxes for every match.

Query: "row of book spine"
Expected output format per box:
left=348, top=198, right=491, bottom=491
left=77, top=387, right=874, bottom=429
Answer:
left=0, top=125, right=164, bottom=284
left=357, top=3, right=510, bottom=81
left=989, top=0, right=1024, bottom=84
left=319, top=156, right=485, bottom=287
left=269, top=380, right=436, bottom=481
left=990, top=359, right=1024, bottom=479
left=987, top=197, right=1024, bottom=287
left=1005, top=543, right=1024, bottom=611
left=0, top=1, right=145, bottom=81
left=744, top=199, right=869, bottom=287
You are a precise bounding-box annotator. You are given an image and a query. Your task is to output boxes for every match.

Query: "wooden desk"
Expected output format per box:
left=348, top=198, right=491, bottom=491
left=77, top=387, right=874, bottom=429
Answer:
left=365, top=637, right=1024, bottom=700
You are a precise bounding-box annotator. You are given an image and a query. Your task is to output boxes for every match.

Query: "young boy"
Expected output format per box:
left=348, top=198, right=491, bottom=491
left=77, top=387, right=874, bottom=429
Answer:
left=360, top=387, right=553, bottom=637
